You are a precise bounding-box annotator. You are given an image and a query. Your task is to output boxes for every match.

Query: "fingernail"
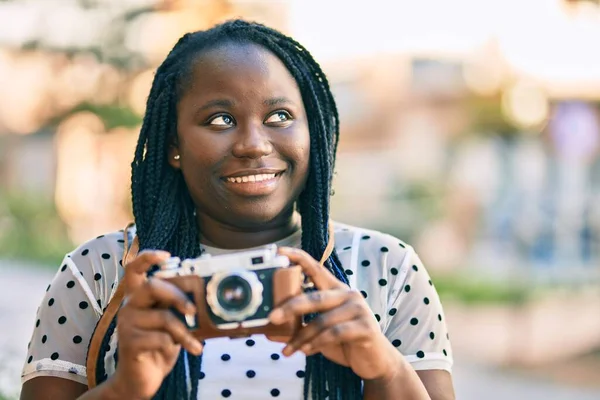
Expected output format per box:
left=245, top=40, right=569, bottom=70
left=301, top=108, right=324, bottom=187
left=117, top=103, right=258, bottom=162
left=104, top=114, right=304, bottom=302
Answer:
left=282, top=345, right=295, bottom=356
left=189, top=338, right=203, bottom=354
left=185, top=302, right=196, bottom=314
left=269, top=309, right=285, bottom=324
left=300, top=344, right=312, bottom=354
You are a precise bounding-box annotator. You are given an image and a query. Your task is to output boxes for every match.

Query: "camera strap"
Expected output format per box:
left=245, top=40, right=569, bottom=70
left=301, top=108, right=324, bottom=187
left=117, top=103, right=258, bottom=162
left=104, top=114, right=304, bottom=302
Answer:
left=86, top=222, right=139, bottom=389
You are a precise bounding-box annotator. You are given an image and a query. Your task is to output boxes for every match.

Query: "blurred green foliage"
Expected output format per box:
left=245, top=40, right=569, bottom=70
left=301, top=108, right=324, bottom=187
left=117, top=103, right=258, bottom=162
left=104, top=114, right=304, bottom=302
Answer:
left=53, top=103, right=143, bottom=131
left=432, top=272, right=531, bottom=305
left=0, top=192, right=74, bottom=267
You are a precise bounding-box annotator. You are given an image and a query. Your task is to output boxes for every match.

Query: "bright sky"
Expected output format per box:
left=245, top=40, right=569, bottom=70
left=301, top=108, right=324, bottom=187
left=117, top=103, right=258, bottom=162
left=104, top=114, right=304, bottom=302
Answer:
left=288, top=0, right=600, bottom=83
left=1, top=0, right=600, bottom=83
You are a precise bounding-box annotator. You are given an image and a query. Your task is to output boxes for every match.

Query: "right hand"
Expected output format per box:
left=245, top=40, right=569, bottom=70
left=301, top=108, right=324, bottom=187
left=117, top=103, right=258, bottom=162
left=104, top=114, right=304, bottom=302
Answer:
left=110, top=250, right=204, bottom=400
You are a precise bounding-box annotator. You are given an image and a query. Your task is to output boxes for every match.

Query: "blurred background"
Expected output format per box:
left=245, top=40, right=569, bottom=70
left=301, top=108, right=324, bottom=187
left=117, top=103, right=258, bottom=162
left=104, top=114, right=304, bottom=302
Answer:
left=1, top=0, right=600, bottom=399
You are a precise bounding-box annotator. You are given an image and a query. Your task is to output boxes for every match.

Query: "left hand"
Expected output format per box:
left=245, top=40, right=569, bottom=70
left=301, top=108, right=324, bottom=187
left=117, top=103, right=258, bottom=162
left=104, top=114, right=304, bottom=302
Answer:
left=268, top=247, right=400, bottom=381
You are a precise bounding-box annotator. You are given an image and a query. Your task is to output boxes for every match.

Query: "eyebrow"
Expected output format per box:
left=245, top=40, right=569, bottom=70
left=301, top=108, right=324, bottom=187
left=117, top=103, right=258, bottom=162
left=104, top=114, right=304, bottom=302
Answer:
left=263, top=97, right=294, bottom=107
left=197, top=99, right=235, bottom=112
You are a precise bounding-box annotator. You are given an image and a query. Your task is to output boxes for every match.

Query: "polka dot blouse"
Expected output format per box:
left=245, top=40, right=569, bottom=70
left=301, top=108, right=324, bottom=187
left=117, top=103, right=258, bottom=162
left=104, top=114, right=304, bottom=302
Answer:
left=22, top=222, right=453, bottom=399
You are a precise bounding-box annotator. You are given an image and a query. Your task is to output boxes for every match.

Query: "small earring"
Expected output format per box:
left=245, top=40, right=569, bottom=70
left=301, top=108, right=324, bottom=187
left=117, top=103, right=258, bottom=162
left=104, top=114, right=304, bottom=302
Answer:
left=173, top=155, right=180, bottom=160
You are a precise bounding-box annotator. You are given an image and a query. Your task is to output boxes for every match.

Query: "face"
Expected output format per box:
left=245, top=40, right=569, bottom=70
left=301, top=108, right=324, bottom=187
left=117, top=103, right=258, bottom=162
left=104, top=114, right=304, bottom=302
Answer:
left=169, top=42, right=310, bottom=229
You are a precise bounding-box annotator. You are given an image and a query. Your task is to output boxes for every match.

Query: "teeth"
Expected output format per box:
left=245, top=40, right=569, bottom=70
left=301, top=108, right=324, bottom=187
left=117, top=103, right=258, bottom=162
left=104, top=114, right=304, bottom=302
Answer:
left=227, top=173, right=276, bottom=183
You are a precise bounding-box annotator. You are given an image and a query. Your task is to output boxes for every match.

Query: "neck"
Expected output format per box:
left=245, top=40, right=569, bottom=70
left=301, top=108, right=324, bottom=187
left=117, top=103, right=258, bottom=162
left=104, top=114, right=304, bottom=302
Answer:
left=196, top=209, right=301, bottom=249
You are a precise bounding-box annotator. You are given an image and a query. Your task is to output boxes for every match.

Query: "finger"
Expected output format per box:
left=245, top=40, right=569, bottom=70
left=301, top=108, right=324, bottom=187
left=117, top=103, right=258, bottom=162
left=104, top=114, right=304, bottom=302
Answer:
left=282, top=299, right=364, bottom=356
left=299, top=319, right=372, bottom=356
left=126, top=277, right=196, bottom=317
left=123, top=309, right=203, bottom=356
left=278, top=247, right=346, bottom=290
left=121, top=330, right=179, bottom=355
left=269, top=289, right=350, bottom=325
left=124, top=250, right=171, bottom=292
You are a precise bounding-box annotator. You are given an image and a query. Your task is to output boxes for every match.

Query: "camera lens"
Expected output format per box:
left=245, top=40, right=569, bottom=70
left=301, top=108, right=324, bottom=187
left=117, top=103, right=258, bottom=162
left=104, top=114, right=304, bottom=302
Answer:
left=216, top=275, right=252, bottom=312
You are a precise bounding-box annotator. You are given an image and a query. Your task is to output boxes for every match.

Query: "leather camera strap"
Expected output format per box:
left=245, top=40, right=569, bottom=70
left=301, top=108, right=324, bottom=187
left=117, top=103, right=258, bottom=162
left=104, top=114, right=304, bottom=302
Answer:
left=86, top=223, right=138, bottom=389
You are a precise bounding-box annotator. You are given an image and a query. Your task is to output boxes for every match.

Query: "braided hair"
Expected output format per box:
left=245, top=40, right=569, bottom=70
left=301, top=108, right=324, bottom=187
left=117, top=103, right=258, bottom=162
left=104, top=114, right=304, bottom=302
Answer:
left=91, top=20, right=362, bottom=400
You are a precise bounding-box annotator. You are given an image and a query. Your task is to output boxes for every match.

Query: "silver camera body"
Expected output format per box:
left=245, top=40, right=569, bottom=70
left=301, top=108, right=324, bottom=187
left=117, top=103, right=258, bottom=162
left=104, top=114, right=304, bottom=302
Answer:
left=154, top=244, right=290, bottom=330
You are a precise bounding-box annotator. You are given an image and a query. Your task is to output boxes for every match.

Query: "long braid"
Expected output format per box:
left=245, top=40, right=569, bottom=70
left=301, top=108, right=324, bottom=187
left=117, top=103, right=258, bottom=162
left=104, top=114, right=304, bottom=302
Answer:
left=94, top=19, right=361, bottom=400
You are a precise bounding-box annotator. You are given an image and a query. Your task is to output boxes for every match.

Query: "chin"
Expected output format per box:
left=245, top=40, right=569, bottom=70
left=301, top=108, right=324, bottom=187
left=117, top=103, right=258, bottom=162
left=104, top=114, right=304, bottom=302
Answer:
left=226, top=202, right=293, bottom=228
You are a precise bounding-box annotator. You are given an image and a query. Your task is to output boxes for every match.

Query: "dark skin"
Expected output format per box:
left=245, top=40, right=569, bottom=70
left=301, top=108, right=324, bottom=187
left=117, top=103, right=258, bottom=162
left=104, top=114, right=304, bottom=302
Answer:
left=21, top=43, right=455, bottom=400
left=169, top=42, right=309, bottom=249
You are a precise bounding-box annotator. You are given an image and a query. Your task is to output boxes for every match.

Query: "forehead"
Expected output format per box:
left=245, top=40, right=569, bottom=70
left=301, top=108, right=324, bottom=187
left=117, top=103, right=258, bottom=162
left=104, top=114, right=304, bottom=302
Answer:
left=183, top=42, right=301, bottom=98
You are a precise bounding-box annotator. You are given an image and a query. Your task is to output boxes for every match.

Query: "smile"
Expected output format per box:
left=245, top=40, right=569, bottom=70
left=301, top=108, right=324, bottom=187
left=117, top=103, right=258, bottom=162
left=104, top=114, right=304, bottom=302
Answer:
left=225, top=173, right=281, bottom=183
left=221, top=171, right=284, bottom=196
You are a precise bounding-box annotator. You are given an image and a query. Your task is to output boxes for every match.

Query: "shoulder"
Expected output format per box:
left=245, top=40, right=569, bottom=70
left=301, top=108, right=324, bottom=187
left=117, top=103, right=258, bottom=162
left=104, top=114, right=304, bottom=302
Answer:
left=333, top=221, right=414, bottom=261
left=61, top=229, right=131, bottom=309
left=66, top=230, right=129, bottom=269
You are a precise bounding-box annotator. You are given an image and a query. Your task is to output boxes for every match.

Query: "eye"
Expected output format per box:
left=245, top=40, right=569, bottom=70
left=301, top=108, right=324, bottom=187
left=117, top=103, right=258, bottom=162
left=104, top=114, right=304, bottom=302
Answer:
left=208, top=114, right=235, bottom=127
left=264, top=110, right=293, bottom=125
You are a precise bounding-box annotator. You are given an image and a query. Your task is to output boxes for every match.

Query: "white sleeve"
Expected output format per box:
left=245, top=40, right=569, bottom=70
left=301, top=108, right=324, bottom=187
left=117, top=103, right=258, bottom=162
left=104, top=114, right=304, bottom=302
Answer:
left=21, top=234, right=123, bottom=385
left=383, top=245, right=453, bottom=372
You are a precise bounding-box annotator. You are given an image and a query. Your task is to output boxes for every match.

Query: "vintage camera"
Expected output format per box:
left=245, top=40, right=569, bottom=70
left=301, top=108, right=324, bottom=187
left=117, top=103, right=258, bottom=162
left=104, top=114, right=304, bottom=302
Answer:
left=152, top=245, right=304, bottom=340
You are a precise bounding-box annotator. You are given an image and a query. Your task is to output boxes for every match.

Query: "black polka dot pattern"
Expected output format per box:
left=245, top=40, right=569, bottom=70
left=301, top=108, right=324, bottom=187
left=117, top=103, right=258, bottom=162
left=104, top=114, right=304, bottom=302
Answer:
left=22, top=224, right=453, bottom=396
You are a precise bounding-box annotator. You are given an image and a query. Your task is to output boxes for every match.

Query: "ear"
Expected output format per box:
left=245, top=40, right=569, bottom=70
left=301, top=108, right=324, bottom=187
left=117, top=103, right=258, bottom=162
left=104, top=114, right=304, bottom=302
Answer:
left=167, top=145, right=181, bottom=169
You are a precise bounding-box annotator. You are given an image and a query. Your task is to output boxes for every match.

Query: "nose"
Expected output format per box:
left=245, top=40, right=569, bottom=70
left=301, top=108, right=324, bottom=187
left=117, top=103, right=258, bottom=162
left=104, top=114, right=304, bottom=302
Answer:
left=231, top=123, right=273, bottom=159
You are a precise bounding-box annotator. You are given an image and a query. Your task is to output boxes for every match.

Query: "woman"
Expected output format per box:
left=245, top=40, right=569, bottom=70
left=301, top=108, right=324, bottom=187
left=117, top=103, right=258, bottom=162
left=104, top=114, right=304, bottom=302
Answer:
left=20, top=20, right=455, bottom=400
